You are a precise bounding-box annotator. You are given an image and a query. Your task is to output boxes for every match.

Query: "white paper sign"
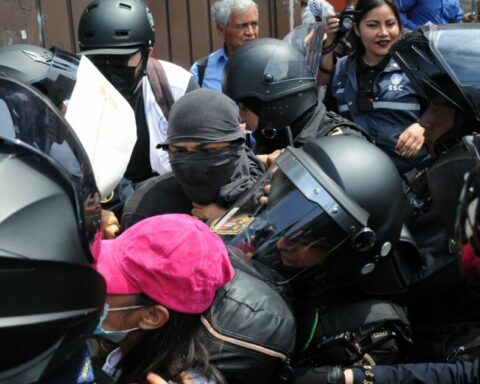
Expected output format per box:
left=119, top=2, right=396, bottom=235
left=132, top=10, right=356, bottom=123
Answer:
left=65, top=56, right=137, bottom=198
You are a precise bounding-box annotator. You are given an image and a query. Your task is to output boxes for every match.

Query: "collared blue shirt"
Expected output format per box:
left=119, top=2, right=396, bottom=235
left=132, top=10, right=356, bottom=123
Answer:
left=395, top=0, right=464, bottom=30
left=190, top=46, right=229, bottom=93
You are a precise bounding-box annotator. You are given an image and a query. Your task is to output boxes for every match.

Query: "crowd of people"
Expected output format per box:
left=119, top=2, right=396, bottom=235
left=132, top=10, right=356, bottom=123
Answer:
left=0, top=0, right=480, bottom=383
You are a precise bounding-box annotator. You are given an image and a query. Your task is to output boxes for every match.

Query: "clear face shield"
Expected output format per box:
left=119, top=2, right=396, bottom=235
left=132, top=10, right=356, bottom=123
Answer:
left=211, top=147, right=376, bottom=282
left=392, top=25, right=480, bottom=118
left=0, top=76, right=101, bottom=260
left=431, top=26, right=480, bottom=120
left=282, top=22, right=325, bottom=80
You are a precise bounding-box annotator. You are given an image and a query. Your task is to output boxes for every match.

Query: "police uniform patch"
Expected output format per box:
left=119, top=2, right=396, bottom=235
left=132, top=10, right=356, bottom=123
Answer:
left=388, top=74, right=404, bottom=91
left=210, top=214, right=254, bottom=235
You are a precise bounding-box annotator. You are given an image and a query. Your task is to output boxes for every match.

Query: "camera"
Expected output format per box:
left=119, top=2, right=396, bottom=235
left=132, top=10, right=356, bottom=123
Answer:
left=337, top=2, right=355, bottom=38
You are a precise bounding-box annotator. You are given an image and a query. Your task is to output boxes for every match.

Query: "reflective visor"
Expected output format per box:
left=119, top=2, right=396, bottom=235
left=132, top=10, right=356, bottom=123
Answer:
left=0, top=76, right=101, bottom=259
left=212, top=148, right=375, bottom=264
left=32, top=47, right=79, bottom=107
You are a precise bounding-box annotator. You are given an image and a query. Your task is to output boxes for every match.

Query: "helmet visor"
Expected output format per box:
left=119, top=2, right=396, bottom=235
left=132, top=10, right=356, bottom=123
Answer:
left=32, top=47, right=79, bottom=107
left=282, top=22, right=325, bottom=79
left=211, top=148, right=374, bottom=275
left=0, top=76, right=100, bottom=259
left=430, top=25, right=480, bottom=119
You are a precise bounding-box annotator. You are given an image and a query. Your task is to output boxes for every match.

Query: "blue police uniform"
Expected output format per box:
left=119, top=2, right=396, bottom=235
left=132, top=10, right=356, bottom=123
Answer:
left=328, top=55, right=426, bottom=173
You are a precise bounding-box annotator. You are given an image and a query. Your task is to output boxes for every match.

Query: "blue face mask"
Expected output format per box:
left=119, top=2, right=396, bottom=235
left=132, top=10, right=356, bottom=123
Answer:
left=94, top=303, right=144, bottom=343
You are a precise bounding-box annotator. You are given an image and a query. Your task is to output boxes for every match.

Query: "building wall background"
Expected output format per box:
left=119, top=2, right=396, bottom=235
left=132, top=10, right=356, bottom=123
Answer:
left=0, top=0, right=310, bottom=70
left=0, top=0, right=474, bottom=70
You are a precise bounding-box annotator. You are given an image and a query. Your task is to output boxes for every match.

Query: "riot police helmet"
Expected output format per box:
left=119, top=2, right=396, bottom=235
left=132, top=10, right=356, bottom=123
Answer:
left=0, top=76, right=105, bottom=382
left=212, top=135, right=408, bottom=293
left=391, top=24, right=480, bottom=154
left=78, top=0, right=155, bottom=56
left=223, top=38, right=318, bottom=145
left=0, top=44, right=78, bottom=108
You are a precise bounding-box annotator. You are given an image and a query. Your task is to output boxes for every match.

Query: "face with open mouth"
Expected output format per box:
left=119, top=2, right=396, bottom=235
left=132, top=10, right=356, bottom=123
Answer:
left=354, top=3, right=400, bottom=66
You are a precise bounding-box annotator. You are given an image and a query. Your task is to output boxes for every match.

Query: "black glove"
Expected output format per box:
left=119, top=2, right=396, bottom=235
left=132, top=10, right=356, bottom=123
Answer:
left=294, top=366, right=345, bottom=384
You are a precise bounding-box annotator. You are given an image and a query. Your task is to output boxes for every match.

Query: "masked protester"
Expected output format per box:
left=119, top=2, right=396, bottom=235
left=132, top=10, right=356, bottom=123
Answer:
left=121, top=88, right=264, bottom=227
left=91, top=214, right=233, bottom=384
left=223, top=38, right=367, bottom=156
left=78, top=0, right=198, bottom=187
left=0, top=75, right=110, bottom=383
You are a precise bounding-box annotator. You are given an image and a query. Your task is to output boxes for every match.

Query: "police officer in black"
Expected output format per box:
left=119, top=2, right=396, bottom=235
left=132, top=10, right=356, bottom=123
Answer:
left=223, top=38, right=367, bottom=156
left=212, top=134, right=417, bottom=381
left=290, top=23, right=480, bottom=384
left=0, top=75, right=111, bottom=383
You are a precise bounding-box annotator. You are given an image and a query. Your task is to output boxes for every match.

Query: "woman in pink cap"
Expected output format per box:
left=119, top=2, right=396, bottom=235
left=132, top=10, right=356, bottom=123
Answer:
left=91, top=213, right=234, bottom=384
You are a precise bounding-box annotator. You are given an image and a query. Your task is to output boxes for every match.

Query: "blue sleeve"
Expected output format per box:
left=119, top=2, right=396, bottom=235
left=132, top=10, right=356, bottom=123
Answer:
left=190, top=62, right=199, bottom=82
left=454, top=3, right=464, bottom=22
left=353, top=360, right=480, bottom=384
left=395, top=0, right=420, bottom=30
left=395, top=0, right=417, bottom=13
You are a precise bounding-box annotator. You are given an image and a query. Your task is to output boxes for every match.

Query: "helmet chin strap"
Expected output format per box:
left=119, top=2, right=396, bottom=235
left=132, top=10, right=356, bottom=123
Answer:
left=139, top=47, right=149, bottom=76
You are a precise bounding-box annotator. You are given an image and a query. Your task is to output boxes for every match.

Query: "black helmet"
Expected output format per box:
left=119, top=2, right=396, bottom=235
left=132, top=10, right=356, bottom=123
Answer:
left=426, top=135, right=480, bottom=238
left=0, top=44, right=78, bottom=107
left=0, top=76, right=105, bottom=381
left=78, top=0, right=155, bottom=55
left=391, top=24, right=480, bottom=152
left=212, top=135, right=409, bottom=293
left=223, top=38, right=318, bottom=144
left=0, top=75, right=101, bottom=256
left=454, top=139, right=480, bottom=254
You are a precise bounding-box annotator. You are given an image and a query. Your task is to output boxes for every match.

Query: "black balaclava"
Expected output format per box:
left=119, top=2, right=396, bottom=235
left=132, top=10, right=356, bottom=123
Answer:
left=94, top=48, right=148, bottom=100
left=158, top=89, right=264, bottom=205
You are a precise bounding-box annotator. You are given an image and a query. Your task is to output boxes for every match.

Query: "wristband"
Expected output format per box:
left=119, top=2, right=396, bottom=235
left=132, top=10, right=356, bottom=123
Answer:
left=359, top=364, right=375, bottom=384
left=322, top=41, right=337, bottom=54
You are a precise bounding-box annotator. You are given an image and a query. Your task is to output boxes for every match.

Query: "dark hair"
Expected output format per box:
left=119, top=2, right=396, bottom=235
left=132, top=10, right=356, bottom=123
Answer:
left=117, top=296, right=225, bottom=384
left=351, top=0, right=402, bottom=55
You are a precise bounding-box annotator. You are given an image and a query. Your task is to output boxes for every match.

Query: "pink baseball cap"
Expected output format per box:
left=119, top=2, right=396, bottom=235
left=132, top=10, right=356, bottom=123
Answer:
left=91, top=214, right=234, bottom=314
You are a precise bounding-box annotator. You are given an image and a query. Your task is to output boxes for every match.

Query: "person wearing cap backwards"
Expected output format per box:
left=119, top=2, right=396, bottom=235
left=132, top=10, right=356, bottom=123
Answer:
left=121, top=88, right=264, bottom=228
left=91, top=213, right=233, bottom=384
left=78, top=0, right=199, bottom=190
